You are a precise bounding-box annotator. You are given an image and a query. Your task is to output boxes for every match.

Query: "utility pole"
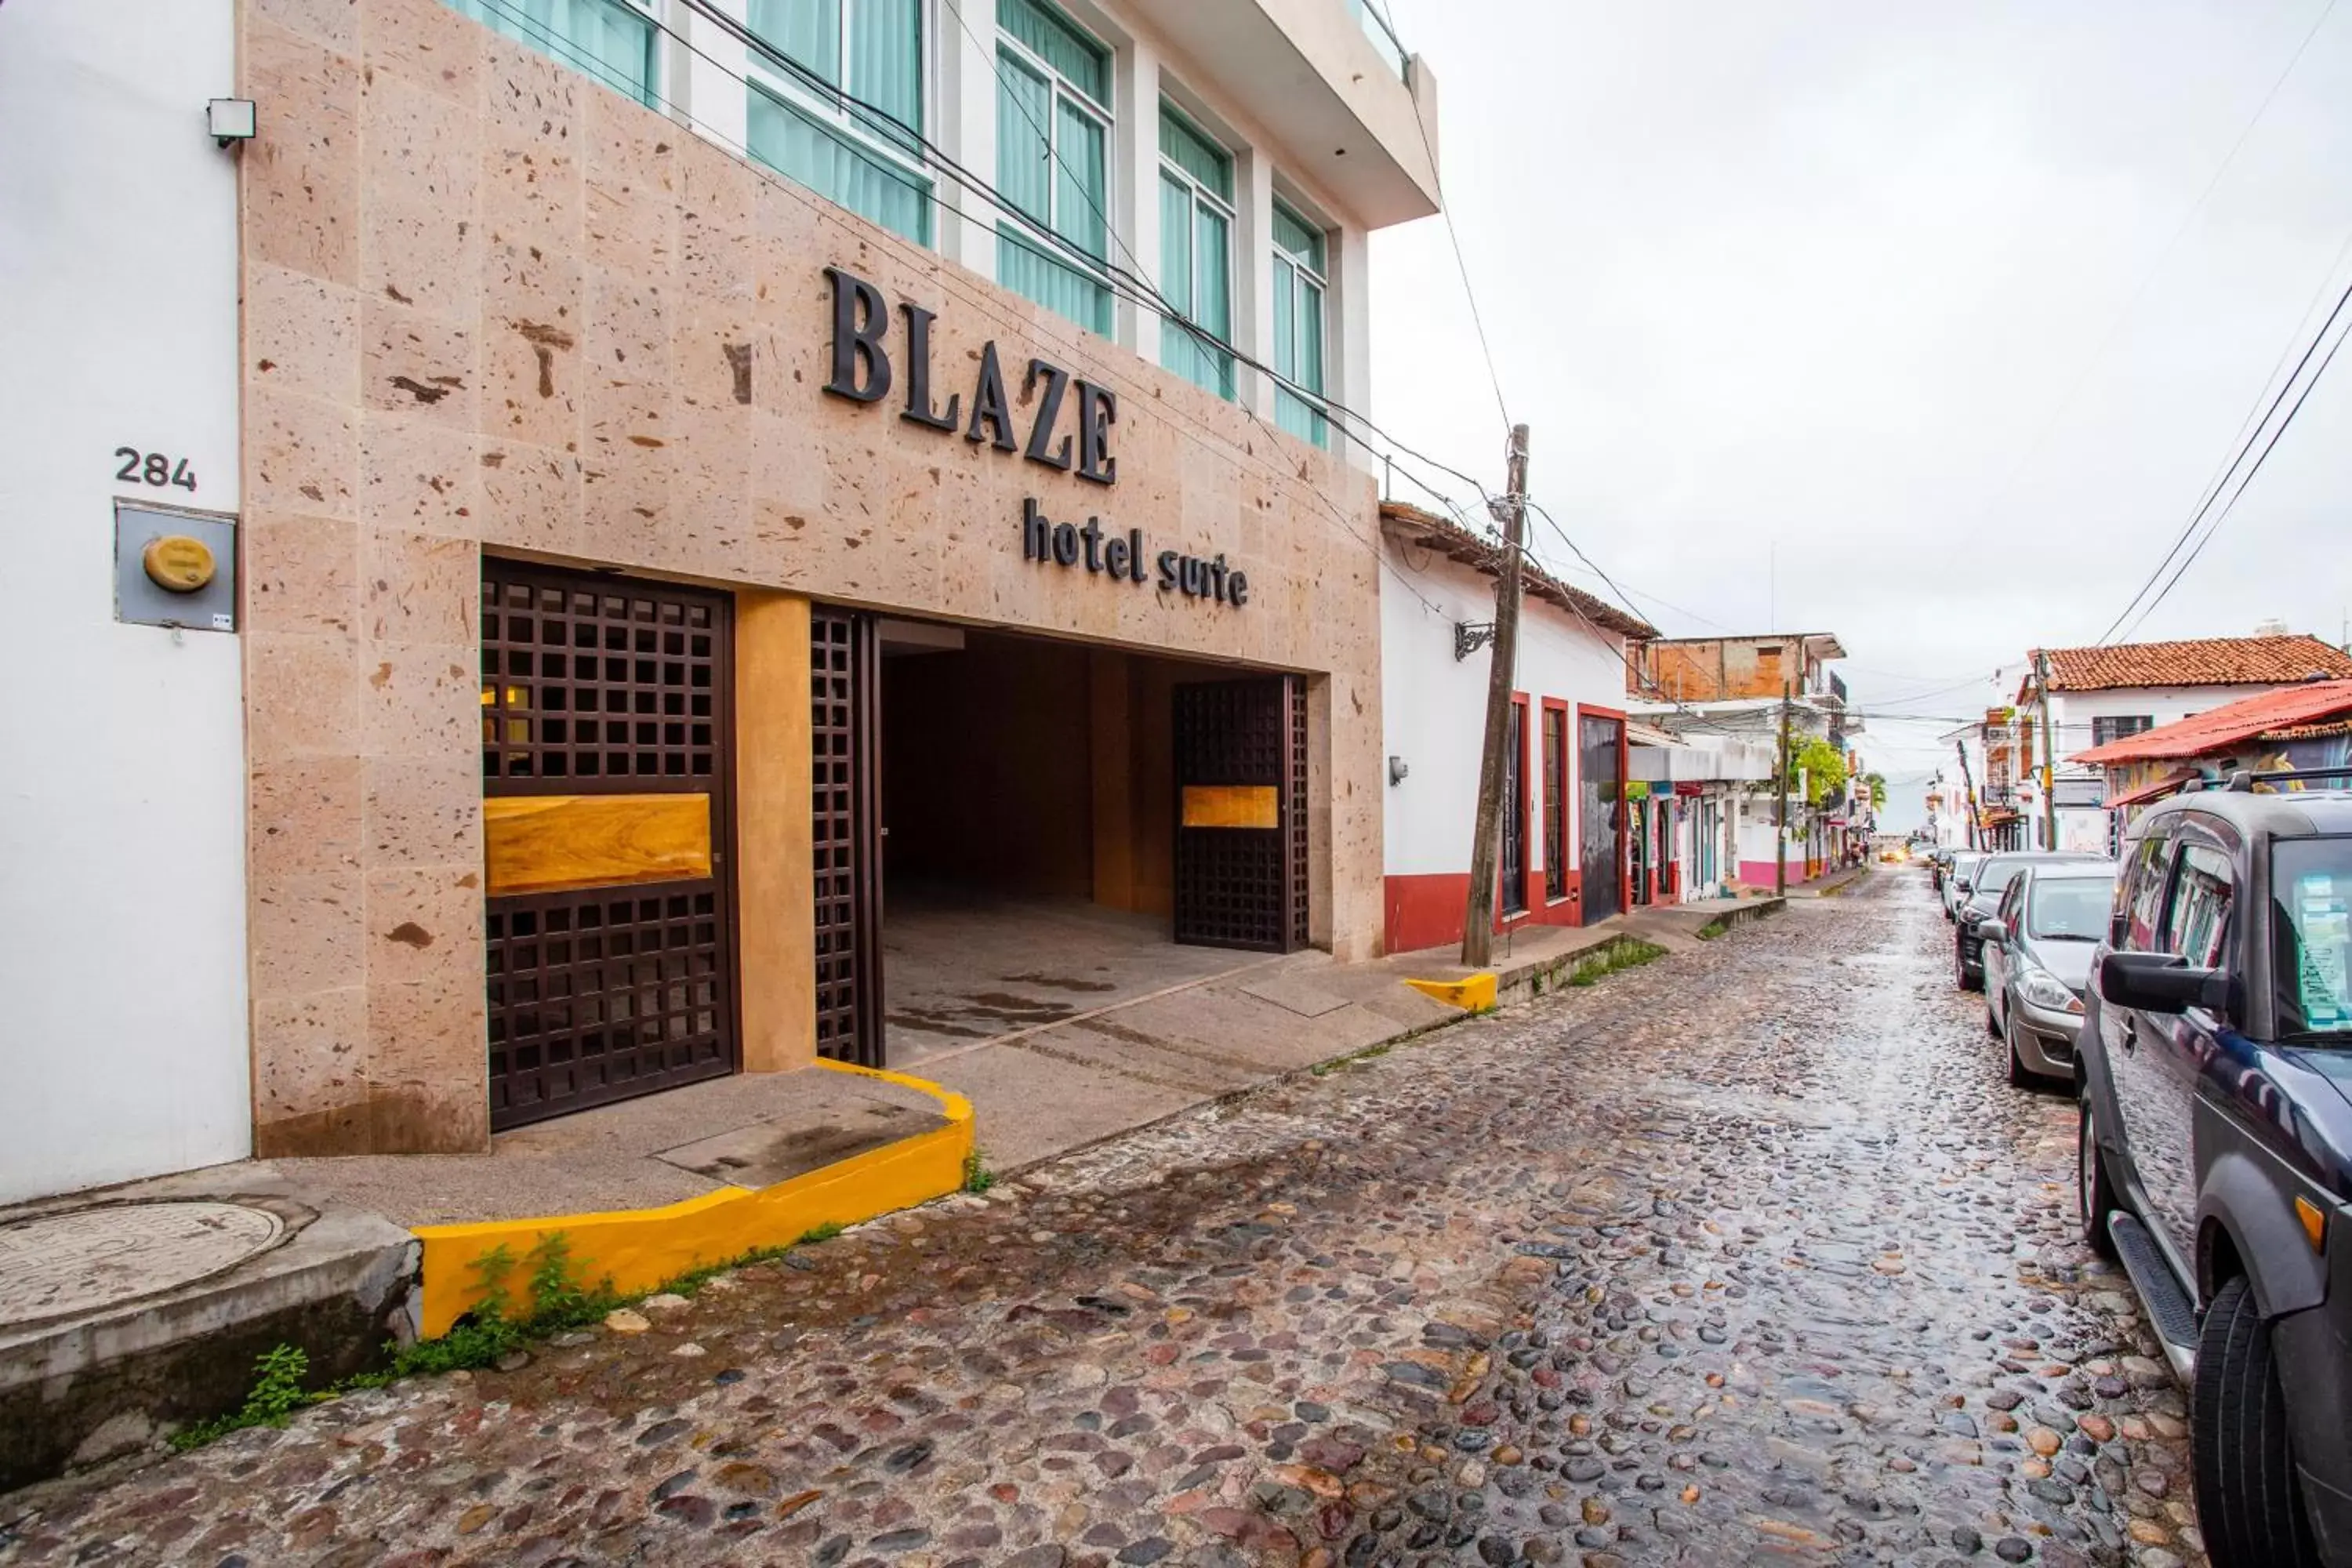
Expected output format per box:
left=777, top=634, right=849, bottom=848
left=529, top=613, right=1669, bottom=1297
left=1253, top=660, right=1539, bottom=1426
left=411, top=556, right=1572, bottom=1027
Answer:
left=2035, top=650, right=2057, bottom=850
left=1955, top=739, right=1984, bottom=850
left=1775, top=682, right=1793, bottom=896
left=1461, top=423, right=1530, bottom=966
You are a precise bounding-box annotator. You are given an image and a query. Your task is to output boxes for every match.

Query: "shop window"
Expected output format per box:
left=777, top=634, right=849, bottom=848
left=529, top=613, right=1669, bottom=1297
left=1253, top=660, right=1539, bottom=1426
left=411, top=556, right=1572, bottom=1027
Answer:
left=996, top=0, right=1112, bottom=335
left=445, top=0, right=659, bottom=107
left=1272, top=199, right=1329, bottom=447
left=1157, top=103, right=1236, bottom=400
left=746, top=0, right=933, bottom=245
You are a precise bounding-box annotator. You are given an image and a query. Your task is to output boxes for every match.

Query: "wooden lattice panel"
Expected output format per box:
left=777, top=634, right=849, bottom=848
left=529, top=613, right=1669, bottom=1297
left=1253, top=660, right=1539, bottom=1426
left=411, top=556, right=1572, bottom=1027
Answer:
left=1174, top=677, right=1308, bottom=953
left=811, top=606, right=884, bottom=1066
left=487, top=885, right=730, bottom=1127
left=480, top=561, right=737, bottom=1130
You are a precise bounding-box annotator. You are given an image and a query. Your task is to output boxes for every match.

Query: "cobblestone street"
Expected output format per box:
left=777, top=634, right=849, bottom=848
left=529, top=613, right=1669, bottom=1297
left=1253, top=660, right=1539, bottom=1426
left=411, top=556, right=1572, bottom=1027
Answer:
left=0, top=869, right=2206, bottom=1568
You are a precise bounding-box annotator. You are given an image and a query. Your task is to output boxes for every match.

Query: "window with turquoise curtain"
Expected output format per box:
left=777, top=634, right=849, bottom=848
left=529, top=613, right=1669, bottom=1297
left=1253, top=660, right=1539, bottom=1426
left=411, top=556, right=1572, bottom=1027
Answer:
left=1272, top=198, right=1329, bottom=447
left=748, top=89, right=930, bottom=245
left=1156, top=103, right=1233, bottom=400
left=445, top=0, right=656, bottom=107
left=743, top=0, right=931, bottom=246
left=997, top=0, right=1106, bottom=105
left=996, top=1, right=1112, bottom=336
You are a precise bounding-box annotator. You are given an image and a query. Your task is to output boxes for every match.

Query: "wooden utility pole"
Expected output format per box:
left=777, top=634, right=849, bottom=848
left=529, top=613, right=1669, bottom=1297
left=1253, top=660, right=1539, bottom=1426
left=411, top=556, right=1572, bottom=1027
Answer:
left=1461, top=423, right=1530, bottom=966
left=1955, top=739, right=1984, bottom=850
left=1775, top=682, right=1793, bottom=896
left=2035, top=650, right=2058, bottom=850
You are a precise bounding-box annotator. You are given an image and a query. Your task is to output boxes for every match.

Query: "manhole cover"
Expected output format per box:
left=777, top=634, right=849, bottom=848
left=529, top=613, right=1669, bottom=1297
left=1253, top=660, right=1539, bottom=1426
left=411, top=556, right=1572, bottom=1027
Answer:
left=0, top=1201, right=285, bottom=1326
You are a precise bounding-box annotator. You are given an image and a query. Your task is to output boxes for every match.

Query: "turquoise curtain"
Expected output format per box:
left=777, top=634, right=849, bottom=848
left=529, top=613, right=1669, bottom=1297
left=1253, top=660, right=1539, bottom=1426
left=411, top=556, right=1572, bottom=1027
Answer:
left=1274, top=200, right=1325, bottom=274
left=848, top=0, right=922, bottom=148
left=999, top=227, right=1110, bottom=334
left=1158, top=173, right=1193, bottom=323
left=1159, top=105, right=1232, bottom=202
left=997, top=0, right=1107, bottom=104
left=1054, top=95, right=1106, bottom=259
left=746, top=0, right=839, bottom=84
left=996, top=52, right=1052, bottom=228
left=448, top=0, right=656, bottom=107
left=749, top=89, right=931, bottom=245
left=1272, top=258, right=1327, bottom=446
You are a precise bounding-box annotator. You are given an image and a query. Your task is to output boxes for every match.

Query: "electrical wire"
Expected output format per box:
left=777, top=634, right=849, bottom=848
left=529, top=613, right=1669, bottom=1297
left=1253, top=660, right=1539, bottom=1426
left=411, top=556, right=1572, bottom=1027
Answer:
left=2115, top=302, right=2352, bottom=640
left=1977, top=0, right=2339, bottom=544
left=1364, top=0, right=1512, bottom=434
left=2096, top=261, right=2352, bottom=644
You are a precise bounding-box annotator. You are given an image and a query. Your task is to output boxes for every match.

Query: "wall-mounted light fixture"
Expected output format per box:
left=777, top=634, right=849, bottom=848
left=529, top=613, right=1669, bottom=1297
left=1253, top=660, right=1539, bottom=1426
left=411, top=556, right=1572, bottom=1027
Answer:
left=1388, top=755, right=1410, bottom=786
left=207, top=98, right=257, bottom=148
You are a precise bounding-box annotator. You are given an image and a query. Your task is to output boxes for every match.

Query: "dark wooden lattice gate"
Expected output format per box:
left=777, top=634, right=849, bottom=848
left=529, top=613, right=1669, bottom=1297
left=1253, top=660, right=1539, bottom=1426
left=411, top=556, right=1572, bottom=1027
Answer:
left=810, top=605, right=884, bottom=1067
left=481, top=562, right=739, bottom=1131
left=1172, top=676, right=1311, bottom=953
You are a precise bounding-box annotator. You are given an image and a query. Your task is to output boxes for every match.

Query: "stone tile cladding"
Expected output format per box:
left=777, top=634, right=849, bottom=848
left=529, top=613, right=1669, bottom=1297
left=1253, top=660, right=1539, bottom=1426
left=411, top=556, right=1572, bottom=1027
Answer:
left=238, top=0, right=1386, bottom=1155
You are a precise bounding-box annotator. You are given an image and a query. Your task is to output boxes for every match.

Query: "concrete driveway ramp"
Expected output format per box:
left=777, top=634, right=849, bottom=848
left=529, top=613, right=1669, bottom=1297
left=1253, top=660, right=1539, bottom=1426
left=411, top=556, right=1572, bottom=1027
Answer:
left=0, top=1202, right=286, bottom=1328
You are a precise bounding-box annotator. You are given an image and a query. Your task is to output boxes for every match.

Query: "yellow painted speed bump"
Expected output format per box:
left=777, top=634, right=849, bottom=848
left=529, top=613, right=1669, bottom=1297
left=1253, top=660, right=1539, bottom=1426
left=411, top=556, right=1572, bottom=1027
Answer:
left=1405, top=972, right=1497, bottom=1011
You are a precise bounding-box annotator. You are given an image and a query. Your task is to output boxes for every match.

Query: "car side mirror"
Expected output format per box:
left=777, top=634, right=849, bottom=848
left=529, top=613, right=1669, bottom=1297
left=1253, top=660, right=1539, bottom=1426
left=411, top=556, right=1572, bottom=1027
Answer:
left=2099, top=952, right=2234, bottom=1017
left=1955, top=880, right=1972, bottom=895
left=1980, top=919, right=2008, bottom=946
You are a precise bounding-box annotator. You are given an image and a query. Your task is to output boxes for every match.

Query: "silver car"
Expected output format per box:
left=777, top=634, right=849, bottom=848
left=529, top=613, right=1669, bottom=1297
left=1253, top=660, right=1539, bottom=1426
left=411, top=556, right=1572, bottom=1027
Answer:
left=1941, top=850, right=1985, bottom=922
left=1980, top=861, right=2116, bottom=1083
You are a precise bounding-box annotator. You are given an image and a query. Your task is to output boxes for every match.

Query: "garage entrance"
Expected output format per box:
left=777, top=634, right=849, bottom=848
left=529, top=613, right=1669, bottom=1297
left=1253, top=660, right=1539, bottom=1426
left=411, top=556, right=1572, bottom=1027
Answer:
left=858, top=616, right=1311, bottom=1066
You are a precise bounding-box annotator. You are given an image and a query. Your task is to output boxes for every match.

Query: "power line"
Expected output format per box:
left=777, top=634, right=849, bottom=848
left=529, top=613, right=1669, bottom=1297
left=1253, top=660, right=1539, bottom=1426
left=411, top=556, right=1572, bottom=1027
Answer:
left=2093, top=248, right=2352, bottom=644
left=1977, top=0, right=2339, bottom=539
left=2116, top=302, right=2352, bottom=639
left=1370, top=0, right=1511, bottom=433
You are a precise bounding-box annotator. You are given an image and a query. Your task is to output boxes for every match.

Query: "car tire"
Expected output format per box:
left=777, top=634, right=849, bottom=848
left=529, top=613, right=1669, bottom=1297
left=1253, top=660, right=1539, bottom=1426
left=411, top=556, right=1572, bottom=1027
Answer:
left=2005, top=1015, right=2031, bottom=1087
left=1955, top=939, right=1981, bottom=993
left=1985, top=989, right=2002, bottom=1038
left=2194, top=1274, right=2322, bottom=1568
left=2076, top=1096, right=2119, bottom=1261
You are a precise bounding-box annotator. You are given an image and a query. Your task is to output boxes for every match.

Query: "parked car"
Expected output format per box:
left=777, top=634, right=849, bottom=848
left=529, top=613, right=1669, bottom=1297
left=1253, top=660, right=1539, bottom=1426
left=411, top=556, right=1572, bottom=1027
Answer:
left=1929, top=848, right=1952, bottom=895
left=1978, top=861, right=2116, bottom=1083
left=1942, top=850, right=1985, bottom=921
left=2077, top=780, right=2352, bottom=1567
left=1954, top=851, right=2108, bottom=990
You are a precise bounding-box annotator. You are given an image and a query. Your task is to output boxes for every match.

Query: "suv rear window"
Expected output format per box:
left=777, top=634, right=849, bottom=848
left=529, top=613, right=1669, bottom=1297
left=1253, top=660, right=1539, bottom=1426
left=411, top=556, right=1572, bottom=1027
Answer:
left=2274, top=837, right=2352, bottom=1039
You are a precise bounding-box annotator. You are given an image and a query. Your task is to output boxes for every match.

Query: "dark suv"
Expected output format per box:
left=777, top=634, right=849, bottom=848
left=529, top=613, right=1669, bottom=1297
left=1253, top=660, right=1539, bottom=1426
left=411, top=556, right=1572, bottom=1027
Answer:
left=2077, top=782, right=2352, bottom=1566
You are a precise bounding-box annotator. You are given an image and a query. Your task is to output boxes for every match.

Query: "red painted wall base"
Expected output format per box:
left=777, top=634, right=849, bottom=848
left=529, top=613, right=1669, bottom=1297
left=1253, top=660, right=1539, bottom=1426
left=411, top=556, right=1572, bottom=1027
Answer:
left=1385, top=870, right=1587, bottom=955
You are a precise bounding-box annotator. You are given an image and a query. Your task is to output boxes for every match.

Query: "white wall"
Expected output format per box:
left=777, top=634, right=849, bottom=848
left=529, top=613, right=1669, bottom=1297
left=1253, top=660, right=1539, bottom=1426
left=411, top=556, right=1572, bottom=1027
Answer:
left=1381, top=547, right=1628, bottom=878
left=0, top=0, right=250, bottom=1202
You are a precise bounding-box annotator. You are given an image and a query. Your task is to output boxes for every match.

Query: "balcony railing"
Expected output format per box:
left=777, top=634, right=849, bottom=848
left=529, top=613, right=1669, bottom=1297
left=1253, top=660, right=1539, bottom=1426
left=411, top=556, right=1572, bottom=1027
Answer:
left=1346, top=0, right=1409, bottom=78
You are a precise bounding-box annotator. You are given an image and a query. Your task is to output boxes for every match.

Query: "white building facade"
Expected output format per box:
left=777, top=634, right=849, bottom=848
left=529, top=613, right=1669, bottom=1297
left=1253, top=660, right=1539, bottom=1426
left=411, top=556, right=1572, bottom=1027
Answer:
left=1378, top=503, right=1657, bottom=952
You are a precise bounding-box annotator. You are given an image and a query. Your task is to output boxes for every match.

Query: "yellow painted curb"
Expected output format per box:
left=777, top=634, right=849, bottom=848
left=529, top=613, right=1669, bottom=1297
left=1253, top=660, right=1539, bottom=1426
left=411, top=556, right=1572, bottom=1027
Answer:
left=411, top=1059, right=975, bottom=1338
left=1403, top=972, right=1497, bottom=1011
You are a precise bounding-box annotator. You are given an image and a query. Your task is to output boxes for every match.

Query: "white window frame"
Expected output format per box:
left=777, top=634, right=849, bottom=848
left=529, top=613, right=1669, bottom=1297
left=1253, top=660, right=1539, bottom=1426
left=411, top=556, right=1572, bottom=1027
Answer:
left=448, top=0, right=666, bottom=110
left=742, top=0, right=937, bottom=241
left=1156, top=101, right=1236, bottom=395
left=1272, top=193, right=1331, bottom=444
left=996, top=8, right=1116, bottom=290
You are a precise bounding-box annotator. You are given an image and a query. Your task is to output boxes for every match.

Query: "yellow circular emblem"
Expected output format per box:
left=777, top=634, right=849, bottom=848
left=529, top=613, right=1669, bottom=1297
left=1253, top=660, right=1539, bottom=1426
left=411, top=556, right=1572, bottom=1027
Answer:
left=143, top=535, right=216, bottom=593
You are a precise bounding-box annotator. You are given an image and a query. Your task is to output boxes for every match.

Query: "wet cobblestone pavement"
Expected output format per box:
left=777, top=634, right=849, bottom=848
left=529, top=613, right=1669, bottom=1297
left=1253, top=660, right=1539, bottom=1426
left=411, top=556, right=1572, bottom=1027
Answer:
left=0, top=870, right=2207, bottom=1567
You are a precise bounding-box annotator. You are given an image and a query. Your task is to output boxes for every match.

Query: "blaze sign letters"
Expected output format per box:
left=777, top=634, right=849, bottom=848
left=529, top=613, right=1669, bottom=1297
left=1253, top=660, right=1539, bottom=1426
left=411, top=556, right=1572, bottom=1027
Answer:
left=821, top=266, right=1250, bottom=611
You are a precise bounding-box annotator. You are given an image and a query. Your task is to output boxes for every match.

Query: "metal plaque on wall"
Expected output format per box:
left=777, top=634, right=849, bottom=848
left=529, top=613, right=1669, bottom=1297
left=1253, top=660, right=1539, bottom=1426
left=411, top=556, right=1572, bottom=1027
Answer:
left=114, top=502, right=238, bottom=633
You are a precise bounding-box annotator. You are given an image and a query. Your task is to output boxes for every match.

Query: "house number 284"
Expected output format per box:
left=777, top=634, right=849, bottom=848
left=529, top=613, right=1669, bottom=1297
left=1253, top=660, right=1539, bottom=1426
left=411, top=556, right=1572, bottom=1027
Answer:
left=113, top=447, right=198, bottom=492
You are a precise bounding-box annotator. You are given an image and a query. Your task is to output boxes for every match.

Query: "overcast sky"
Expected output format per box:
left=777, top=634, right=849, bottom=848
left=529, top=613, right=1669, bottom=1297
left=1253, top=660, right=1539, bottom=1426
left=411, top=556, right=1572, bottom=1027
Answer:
left=1364, top=0, right=2352, bottom=828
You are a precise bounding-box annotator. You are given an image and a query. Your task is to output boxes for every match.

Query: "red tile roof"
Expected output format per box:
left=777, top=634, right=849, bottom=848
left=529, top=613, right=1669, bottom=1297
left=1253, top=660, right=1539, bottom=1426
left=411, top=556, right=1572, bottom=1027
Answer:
left=1378, top=502, right=1657, bottom=641
left=2073, top=679, right=2352, bottom=765
left=2034, top=635, right=2352, bottom=693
